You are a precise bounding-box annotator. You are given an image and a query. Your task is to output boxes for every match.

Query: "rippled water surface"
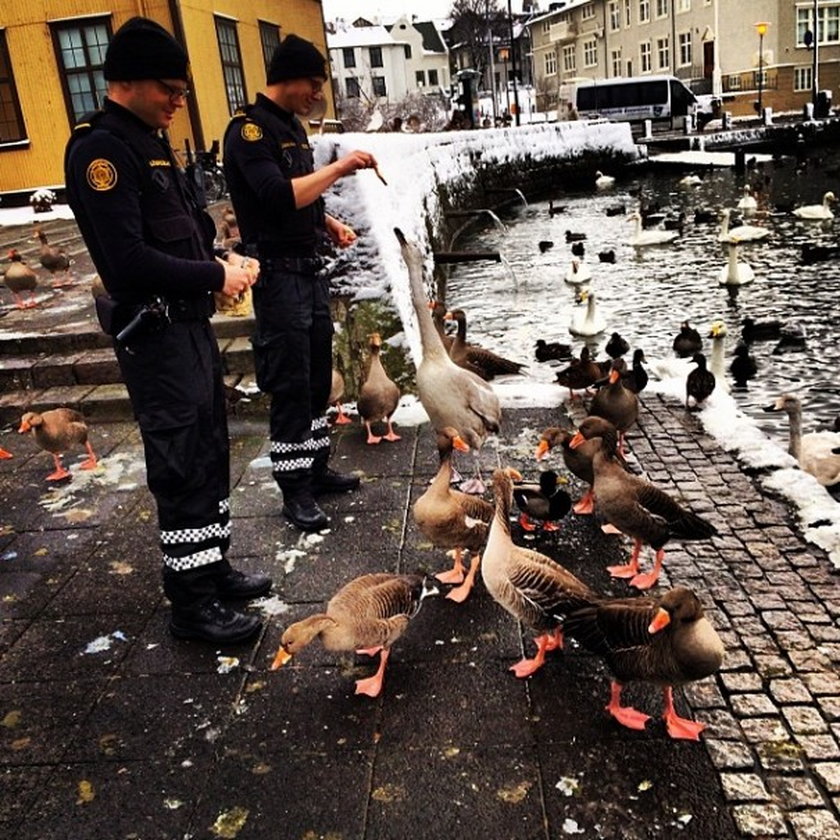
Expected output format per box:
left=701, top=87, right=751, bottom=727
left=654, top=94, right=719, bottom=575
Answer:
left=446, top=145, right=840, bottom=451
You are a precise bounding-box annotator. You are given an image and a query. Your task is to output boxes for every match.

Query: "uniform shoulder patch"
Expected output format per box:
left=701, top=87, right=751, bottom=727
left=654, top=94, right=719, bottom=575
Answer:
left=241, top=123, right=263, bottom=141
left=86, top=158, right=118, bottom=191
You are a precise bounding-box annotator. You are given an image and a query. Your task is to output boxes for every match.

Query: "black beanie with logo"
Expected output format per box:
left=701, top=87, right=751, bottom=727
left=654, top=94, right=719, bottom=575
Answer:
left=104, top=17, right=189, bottom=81
left=267, top=34, right=327, bottom=84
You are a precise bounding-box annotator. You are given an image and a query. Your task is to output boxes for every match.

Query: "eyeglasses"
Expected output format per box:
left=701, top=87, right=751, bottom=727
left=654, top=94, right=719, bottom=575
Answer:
left=308, top=78, right=324, bottom=95
left=155, top=79, right=190, bottom=102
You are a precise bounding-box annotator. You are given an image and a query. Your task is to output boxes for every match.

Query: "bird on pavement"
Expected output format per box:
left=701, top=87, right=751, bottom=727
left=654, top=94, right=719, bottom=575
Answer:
left=18, top=408, right=98, bottom=481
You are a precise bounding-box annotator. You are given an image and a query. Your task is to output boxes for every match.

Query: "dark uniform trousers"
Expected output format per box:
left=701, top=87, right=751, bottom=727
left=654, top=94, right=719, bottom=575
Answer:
left=251, top=257, right=332, bottom=491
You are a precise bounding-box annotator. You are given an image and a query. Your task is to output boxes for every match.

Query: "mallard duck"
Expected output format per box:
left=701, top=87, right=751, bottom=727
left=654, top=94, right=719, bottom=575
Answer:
left=571, top=240, right=585, bottom=258
left=570, top=419, right=717, bottom=589
left=538, top=240, right=554, bottom=253
left=741, top=315, right=781, bottom=344
left=412, top=428, right=494, bottom=602
left=626, top=212, right=678, bottom=247
left=18, top=408, right=98, bottom=481
left=271, top=572, right=441, bottom=697
left=534, top=339, right=573, bottom=363
left=605, top=332, right=629, bottom=359
left=564, top=258, right=592, bottom=286
left=357, top=333, right=401, bottom=445
left=730, top=342, right=757, bottom=388
left=555, top=346, right=601, bottom=399
left=569, top=289, right=606, bottom=338
left=763, top=395, right=840, bottom=486
left=589, top=361, right=638, bottom=453
left=512, top=470, right=572, bottom=531
left=793, top=191, right=835, bottom=220
left=563, top=587, right=724, bottom=739
left=686, top=353, right=715, bottom=409
left=718, top=241, right=755, bottom=286
left=595, top=170, right=615, bottom=189
left=621, top=349, right=648, bottom=394
left=598, top=249, right=616, bottom=264
left=772, top=323, right=807, bottom=355
left=484, top=468, right=596, bottom=677
left=672, top=321, right=702, bottom=357
left=707, top=321, right=729, bottom=394
left=736, top=185, right=758, bottom=217
left=329, top=368, right=352, bottom=425
left=4, top=250, right=39, bottom=308
left=445, top=309, right=525, bottom=380
left=717, top=209, right=768, bottom=243
left=34, top=226, right=72, bottom=287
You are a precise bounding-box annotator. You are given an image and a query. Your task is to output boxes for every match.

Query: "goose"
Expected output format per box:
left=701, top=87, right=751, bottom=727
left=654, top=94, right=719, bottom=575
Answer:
left=626, top=212, right=678, bottom=247
left=412, top=428, right=494, bottom=602
left=429, top=301, right=455, bottom=353
left=445, top=309, right=525, bottom=380
left=395, top=229, right=501, bottom=488
left=536, top=416, right=620, bottom=515
left=329, top=368, right=352, bottom=425
left=4, top=250, right=39, bottom=308
left=672, top=321, right=702, bottom=357
left=555, top=346, right=601, bottom=399
left=686, top=353, right=716, bottom=408
left=271, top=572, right=441, bottom=697
left=717, top=208, right=769, bottom=243
left=736, top=185, right=758, bottom=217
left=595, top=170, right=616, bottom=189
left=718, top=240, right=755, bottom=286
left=589, top=361, right=638, bottom=454
left=512, top=470, right=572, bottom=531
left=563, top=587, right=725, bottom=740
left=18, top=408, right=98, bottom=481
left=605, top=332, right=629, bottom=359
left=563, top=258, right=592, bottom=286
left=534, top=339, right=573, bottom=363
left=763, top=395, right=840, bottom=486
left=707, top=321, right=729, bottom=394
left=621, top=349, right=648, bottom=394
left=483, top=468, right=596, bottom=677
left=34, top=226, right=72, bottom=287
left=570, top=418, right=717, bottom=589
left=792, top=191, right=835, bottom=220
left=357, top=333, right=401, bottom=444
left=569, top=289, right=606, bottom=338
left=730, top=341, right=757, bottom=388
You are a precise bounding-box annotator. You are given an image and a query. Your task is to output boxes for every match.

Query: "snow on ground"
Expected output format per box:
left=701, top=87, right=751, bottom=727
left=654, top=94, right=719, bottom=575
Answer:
left=0, top=204, right=76, bottom=227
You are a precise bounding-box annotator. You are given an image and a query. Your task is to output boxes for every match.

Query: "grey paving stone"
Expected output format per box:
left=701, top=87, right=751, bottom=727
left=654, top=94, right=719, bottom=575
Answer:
left=803, top=672, right=840, bottom=696
left=720, top=772, right=772, bottom=802
left=794, top=734, right=840, bottom=761
left=766, top=774, right=825, bottom=809
left=783, top=706, right=830, bottom=735
left=705, top=738, right=756, bottom=770
left=731, top=693, right=780, bottom=718
left=770, top=679, right=814, bottom=705
left=819, top=697, right=840, bottom=721
left=788, top=809, right=840, bottom=840
left=814, top=762, right=840, bottom=793
left=731, top=803, right=789, bottom=836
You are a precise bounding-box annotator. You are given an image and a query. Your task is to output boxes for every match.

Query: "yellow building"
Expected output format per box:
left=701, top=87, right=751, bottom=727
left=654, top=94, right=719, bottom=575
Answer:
left=0, top=0, right=331, bottom=198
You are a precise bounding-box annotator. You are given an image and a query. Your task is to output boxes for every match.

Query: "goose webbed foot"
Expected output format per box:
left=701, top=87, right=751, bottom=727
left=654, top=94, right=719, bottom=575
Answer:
left=573, top=490, right=595, bottom=514
left=662, top=687, right=705, bottom=740
left=436, top=548, right=466, bottom=584
left=606, top=681, right=650, bottom=731
left=509, top=633, right=554, bottom=678
left=354, top=649, right=389, bottom=697
left=445, top=552, right=480, bottom=603
left=519, top=512, right=537, bottom=531
left=629, top=569, right=661, bottom=589
left=541, top=520, right=561, bottom=532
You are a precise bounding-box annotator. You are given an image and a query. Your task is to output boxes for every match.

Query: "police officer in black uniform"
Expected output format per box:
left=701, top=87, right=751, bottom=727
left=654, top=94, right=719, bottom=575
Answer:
left=223, top=35, right=378, bottom=532
left=65, top=17, right=272, bottom=644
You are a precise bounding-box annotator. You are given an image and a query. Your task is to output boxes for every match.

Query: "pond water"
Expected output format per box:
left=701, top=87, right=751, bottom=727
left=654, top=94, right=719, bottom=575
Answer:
left=445, top=143, right=840, bottom=452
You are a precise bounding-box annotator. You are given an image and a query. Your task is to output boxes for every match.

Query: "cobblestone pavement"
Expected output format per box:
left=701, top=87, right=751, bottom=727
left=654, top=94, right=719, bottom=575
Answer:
left=0, top=394, right=839, bottom=839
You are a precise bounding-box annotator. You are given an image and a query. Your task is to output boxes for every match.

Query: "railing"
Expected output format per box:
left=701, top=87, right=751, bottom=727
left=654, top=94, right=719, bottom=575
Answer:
left=549, top=21, right=577, bottom=42
left=722, top=68, right=778, bottom=94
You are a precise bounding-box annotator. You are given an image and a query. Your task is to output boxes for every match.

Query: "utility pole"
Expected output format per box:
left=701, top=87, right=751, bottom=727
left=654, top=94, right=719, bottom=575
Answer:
left=487, top=1, right=498, bottom=123
left=813, top=0, right=820, bottom=113
left=508, top=0, right=520, bottom=125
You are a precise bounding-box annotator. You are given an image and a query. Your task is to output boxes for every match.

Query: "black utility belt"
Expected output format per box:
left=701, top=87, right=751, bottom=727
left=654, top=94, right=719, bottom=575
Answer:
left=94, top=294, right=213, bottom=341
left=245, top=244, right=324, bottom=275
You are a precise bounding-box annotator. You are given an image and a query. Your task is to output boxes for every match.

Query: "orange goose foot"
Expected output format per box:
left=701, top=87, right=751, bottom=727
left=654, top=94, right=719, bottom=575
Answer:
left=543, top=627, right=564, bottom=651
left=629, top=570, right=661, bottom=590
left=662, top=687, right=706, bottom=740
left=354, top=649, right=389, bottom=697
left=333, top=404, right=352, bottom=425
left=446, top=553, right=480, bottom=603
left=355, top=646, right=383, bottom=657
left=573, top=490, right=594, bottom=514
left=46, top=461, right=71, bottom=481
left=509, top=634, right=554, bottom=678
left=601, top=523, right=622, bottom=535
left=0, top=447, right=12, bottom=459
left=541, top=520, right=561, bottom=532
left=519, top=513, right=537, bottom=531
left=382, top=421, right=401, bottom=442
left=607, top=561, right=639, bottom=579
left=366, top=433, right=382, bottom=444
left=606, top=681, right=650, bottom=731
left=436, top=548, right=465, bottom=584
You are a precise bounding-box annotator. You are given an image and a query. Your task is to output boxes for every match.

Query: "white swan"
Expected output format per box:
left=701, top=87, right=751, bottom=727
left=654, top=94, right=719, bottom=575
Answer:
left=717, top=209, right=769, bottom=243
left=717, top=241, right=755, bottom=286
left=764, top=394, right=840, bottom=486
left=595, top=170, right=615, bottom=190
left=564, top=258, right=592, bottom=286
left=679, top=174, right=702, bottom=188
left=736, top=185, right=758, bottom=217
left=707, top=320, right=730, bottom=394
left=626, top=211, right=678, bottom=247
left=793, top=191, right=835, bottom=220
left=569, top=289, right=606, bottom=337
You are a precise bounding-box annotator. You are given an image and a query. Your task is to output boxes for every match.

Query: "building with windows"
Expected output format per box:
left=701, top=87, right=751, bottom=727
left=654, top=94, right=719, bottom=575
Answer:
left=0, top=0, right=330, bottom=197
left=526, top=0, right=840, bottom=118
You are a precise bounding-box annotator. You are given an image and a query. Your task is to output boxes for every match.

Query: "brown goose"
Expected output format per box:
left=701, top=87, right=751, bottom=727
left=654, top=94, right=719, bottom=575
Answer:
left=484, top=468, right=596, bottom=677
left=18, top=408, right=98, bottom=481
left=563, top=587, right=724, bottom=740
left=445, top=309, right=525, bottom=380
left=536, top=416, right=620, bottom=515
left=686, top=353, right=715, bottom=409
left=4, top=250, right=38, bottom=308
left=271, top=573, right=441, bottom=697
left=329, top=368, right=352, bottom=424
left=34, top=226, right=72, bottom=287
left=570, top=418, right=717, bottom=589
left=555, top=346, right=601, bottom=400
left=412, top=428, right=494, bottom=602
left=588, top=361, right=638, bottom=454
left=430, top=301, right=454, bottom=352
left=357, top=333, right=401, bottom=444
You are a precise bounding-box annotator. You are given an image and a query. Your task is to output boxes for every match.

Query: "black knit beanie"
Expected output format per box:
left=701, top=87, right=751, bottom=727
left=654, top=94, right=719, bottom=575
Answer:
left=104, top=17, right=189, bottom=81
left=267, top=34, right=327, bottom=84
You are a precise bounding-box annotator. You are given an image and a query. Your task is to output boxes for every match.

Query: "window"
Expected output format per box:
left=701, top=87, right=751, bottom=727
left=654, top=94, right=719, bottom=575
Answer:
left=0, top=29, right=26, bottom=142
left=611, top=49, right=622, bottom=77
left=561, top=45, right=574, bottom=72
left=416, top=70, right=425, bottom=86
left=215, top=18, right=247, bottom=114
left=655, top=0, right=668, bottom=18
left=657, top=37, right=669, bottom=69
left=639, top=0, right=650, bottom=23
left=546, top=50, right=558, bottom=75
left=343, top=47, right=356, bottom=68
left=678, top=31, right=692, bottom=66
left=728, top=74, right=741, bottom=90
left=583, top=39, right=597, bottom=68
left=609, top=2, right=621, bottom=31
left=372, top=75, right=386, bottom=97
left=797, top=6, right=840, bottom=45
left=369, top=46, right=383, bottom=67
left=428, top=68, right=439, bottom=86
left=582, top=3, right=596, bottom=19
left=258, top=22, right=280, bottom=76
left=677, top=0, right=690, bottom=10
left=404, top=44, right=412, bottom=59
left=50, top=18, right=110, bottom=126
left=346, top=77, right=360, bottom=97
left=624, top=0, right=632, bottom=26
left=640, top=41, right=651, bottom=72
left=794, top=66, right=813, bottom=92
left=542, top=19, right=551, bottom=34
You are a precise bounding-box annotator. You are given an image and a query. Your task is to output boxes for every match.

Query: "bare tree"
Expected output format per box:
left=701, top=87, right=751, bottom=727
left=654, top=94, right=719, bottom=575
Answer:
left=449, top=0, right=507, bottom=79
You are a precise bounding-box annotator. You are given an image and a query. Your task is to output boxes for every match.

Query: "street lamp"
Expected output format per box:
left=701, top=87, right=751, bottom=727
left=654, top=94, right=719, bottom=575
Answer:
left=498, top=47, right=511, bottom=116
left=754, top=21, right=769, bottom=118
left=507, top=0, right=520, bottom=125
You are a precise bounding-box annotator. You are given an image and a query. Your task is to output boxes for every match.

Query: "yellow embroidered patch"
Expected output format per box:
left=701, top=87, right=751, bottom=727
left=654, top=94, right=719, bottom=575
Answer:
left=148, top=159, right=171, bottom=167
left=86, top=159, right=118, bottom=191
left=241, top=123, right=263, bottom=141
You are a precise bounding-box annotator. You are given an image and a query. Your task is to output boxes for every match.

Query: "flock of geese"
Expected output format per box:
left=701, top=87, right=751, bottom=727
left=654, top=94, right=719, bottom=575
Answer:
left=2, top=226, right=73, bottom=308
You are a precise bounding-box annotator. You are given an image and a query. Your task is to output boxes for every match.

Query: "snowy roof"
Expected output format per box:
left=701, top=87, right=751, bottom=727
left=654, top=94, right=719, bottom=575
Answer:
left=327, top=25, right=397, bottom=49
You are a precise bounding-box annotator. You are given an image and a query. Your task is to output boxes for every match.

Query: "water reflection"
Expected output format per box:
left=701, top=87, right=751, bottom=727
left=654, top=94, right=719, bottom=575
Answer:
left=446, top=148, right=840, bottom=452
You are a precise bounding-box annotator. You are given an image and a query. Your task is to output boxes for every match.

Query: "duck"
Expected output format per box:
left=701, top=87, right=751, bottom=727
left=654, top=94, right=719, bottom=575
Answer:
left=717, top=209, right=769, bottom=243
left=563, top=258, right=592, bottom=286
left=538, top=240, right=554, bottom=253
left=512, top=470, right=572, bottom=531
left=718, top=241, right=755, bottom=286
left=730, top=341, right=757, bottom=388
left=555, top=346, right=601, bottom=399
left=483, top=467, right=596, bottom=677
left=563, top=587, right=725, bottom=740
left=565, top=230, right=587, bottom=243
left=18, top=408, right=98, bottom=481
left=598, top=249, right=616, bottom=264
left=594, top=170, right=616, bottom=189
left=626, top=212, right=678, bottom=247
left=34, top=226, right=72, bottom=287
left=412, top=427, right=495, bottom=602
left=763, top=395, right=840, bottom=486
left=707, top=321, right=729, bottom=394
left=534, top=339, right=573, bottom=363
left=605, top=203, right=626, bottom=216
left=693, top=209, right=716, bottom=224
left=569, top=289, right=606, bottom=338
left=621, top=348, right=648, bottom=394
left=736, top=185, right=758, bottom=217
left=772, top=323, right=807, bottom=354
left=792, top=191, right=835, bottom=220
left=571, top=240, right=586, bottom=258
left=357, top=333, right=401, bottom=445
left=270, top=572, right=442, bottom=697
left=605, top=332, right=629, bottom=359
left=588, top=361, right=639, bottom=454
left=686, top=352, right=716, bottom=408
left=4, top=250, right=39, bottom=308
left=678, top=173, right=703, bottom=188
left=741, top=315, right=781, bottom=344
left=801, top=242, right=840, bottom=264
left=329, top=368, right=352, bottom=425
left=445, top=309, right=525, bottom=380
left=536, top=416, right=621, bottom=515
left=548, top=200, right=567, bottom=217
left=672, top=321, right=702, bottom=357
left=569, top=418, right=717, bottom=589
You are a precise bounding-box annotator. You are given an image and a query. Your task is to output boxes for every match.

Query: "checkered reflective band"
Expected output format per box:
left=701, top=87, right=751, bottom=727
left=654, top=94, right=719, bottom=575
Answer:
left=163, top=545, right=224, bottom=571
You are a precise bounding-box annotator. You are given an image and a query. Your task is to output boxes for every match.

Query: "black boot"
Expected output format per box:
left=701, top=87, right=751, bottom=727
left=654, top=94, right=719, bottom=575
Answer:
left=312, top=465, right=360, bottom=495
left=216, top=568, right=273, bottom=600
left=282, top=487, right=329, bottom=531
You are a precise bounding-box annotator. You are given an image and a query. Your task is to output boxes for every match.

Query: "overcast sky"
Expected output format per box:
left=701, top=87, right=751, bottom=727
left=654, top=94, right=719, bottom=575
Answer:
left=321, top=0, right=527, bottom=23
